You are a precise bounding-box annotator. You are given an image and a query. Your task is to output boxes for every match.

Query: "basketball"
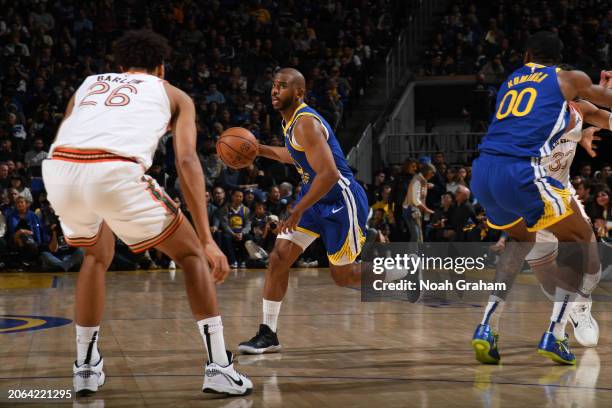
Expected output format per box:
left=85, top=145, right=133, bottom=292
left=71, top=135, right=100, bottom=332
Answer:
left=216, top=127, right=258, bottom=169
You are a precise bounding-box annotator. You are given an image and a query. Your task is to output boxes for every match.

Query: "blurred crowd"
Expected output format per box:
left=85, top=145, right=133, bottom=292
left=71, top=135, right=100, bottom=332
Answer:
left=0, top=0, right=402, bottom=271
left=365, top=152, right=612, bottom=244
left=420, top=0, right=611, bottom=80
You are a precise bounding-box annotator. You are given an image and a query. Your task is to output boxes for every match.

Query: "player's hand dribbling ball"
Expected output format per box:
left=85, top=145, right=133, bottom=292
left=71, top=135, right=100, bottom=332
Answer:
left=216, top=127, right=259, bottom=169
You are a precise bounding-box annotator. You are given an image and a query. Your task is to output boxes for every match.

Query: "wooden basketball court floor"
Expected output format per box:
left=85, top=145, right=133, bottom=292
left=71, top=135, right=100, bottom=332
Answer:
left=1, top=268, right=611, bottom=407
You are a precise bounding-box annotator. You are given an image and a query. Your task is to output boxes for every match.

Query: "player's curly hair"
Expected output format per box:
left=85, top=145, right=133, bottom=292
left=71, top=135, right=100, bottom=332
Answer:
left=113, top=30, right=171, bottom=72
left=526, top=31, right=563, bottom=64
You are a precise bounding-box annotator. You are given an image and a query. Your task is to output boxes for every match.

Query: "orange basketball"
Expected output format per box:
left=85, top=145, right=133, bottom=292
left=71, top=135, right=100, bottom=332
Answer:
left=216, top=127, right=258, bottom=169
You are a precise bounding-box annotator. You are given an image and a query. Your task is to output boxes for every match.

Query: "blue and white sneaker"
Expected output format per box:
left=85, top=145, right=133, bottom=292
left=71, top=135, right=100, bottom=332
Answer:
left=537, top=331, right=576, bottom=365
left=471, top=324, right=500, bottom=364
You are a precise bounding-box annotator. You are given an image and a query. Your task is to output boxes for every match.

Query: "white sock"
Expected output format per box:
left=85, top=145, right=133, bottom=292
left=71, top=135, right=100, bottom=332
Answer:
left=76, top=325, right=100, bottom=366
left=549, top=288, right=576, bottom=339
left=197, top=316, right=229, bottom=366
left=263, top=299, right=282, bottom=332
left=580, top=266, right=601, bottom=296
left=481, top=295, right=504, bottom=332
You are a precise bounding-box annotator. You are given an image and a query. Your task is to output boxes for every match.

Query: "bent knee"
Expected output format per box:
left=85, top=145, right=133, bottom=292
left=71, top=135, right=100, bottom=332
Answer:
left=269, top=249, right=292, bottom=269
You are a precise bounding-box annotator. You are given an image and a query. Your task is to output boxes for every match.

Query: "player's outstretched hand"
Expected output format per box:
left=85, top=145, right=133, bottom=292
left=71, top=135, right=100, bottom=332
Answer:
left=579, top=127, right=601, bottom=158
left=203, top=241, right=230, bottom=284
left=280, top=207, right=303, bottom=234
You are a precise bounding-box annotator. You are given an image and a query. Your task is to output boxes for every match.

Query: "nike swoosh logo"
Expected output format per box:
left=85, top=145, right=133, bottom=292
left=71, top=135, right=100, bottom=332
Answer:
left=332, top=206, right=344, bottom=214
left=226, top=374, right=244, bottom=386
left=569, top=316, right=579, bottom=328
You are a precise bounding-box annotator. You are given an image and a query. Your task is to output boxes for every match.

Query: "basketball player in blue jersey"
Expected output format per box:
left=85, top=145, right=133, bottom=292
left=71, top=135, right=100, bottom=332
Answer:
left=238, top=68, right=369, bottom=354
left=470, top=31, right=612, bottom=365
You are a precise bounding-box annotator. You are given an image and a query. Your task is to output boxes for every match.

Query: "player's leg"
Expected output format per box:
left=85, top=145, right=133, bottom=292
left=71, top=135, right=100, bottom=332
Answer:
left=534, top=198, right=599, bottom=364
left=100, top=167, right=251, bottom=395
left=152, top=220, right=251, bottom=395
left=546, top=197, right=601, bottom=296
left=69, top=222, right=115, bottom=396
left=529, top=243, right=599, bottom=348
left=42, top=159, right=112, bottom=396
left=238, top=235, right=305, bottom=354
left=472, top=220, right=535, bottom=364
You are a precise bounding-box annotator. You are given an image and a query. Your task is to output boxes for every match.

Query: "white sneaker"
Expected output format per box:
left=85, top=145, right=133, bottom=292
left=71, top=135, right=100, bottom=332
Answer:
left=203, top=351, right=253, bottom=396
left=168, top=261, right=176, bottom=270
left=73, top=358, right=105, bottom=397
left=569, top=300, right=599, bottom=347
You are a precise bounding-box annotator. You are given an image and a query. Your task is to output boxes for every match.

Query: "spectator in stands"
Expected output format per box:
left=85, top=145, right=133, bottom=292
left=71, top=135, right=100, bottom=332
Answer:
left=448, top=185, right=477, bottom=241
left=368, top=170, right=387, bottom=204
left=427, top=192, right=456, bottom=242
left=0, top=163, right=10, bottom=189
left=368, top=208, right=391, bottom=242
left=579, top=163, right=592, bottom=181
left=445, top=167, right=463, bottom=194
left=480, top=54, right=505, bottom=83
left=279, top=182, right=293, bottom=202
left=24, top=137, right=47, bottom=177
left=218, top=190, right=251, bottom=268
left=205, top=83, right=226, bottom=105
left=211, top=186, right=226, bottom=211
left=594, top=163, right=611, bottom=187
left=588, top=188, right=611, bottom=241
left=573, top=179, right=591, bottom=204
left=403, top=163, right=436, bottom=242
left=10, top=174, right=32, bottom=203
left=7, top=196, right=42, bottom=262
left=39, top=212, right=84, bottom=272
left=3, top=188, right=19, bottom=216
left=200, top=149, right=223, bottom=190
left=266, top=185, right=287, bottom=217
left=0, top=209, right=6, bottom=262
left=371, top=184, right=396, bottom=226
left=0, top=140, right=17, bottom=163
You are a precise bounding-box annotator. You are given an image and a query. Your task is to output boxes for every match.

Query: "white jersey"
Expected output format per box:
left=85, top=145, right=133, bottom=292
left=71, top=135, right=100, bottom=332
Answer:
left=51, top=72, right=171, bottom=169
left=527, top=104, right=586, bottom=262
left=541, top=103, right=583, bottom=193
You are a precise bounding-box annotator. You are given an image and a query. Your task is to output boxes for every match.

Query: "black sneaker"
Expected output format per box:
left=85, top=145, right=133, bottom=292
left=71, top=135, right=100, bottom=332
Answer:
left=238, top=324, right=282, bottom=354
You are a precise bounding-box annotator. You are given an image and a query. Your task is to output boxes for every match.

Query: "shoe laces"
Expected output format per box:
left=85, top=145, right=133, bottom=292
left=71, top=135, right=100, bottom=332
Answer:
left=76, top=370, right=97, bottom=379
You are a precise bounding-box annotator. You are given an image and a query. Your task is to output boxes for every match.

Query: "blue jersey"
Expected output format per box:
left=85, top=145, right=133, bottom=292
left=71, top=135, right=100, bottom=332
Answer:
left=283, top=103, right=355, bottom=203
left=478, top=63, right=570, bottom=158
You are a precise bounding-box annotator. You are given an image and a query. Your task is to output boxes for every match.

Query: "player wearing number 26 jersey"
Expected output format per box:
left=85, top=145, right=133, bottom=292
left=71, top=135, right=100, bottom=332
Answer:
left=471, top=62, right=575, bottom=232
left=44, top=72, right=177, bottom=251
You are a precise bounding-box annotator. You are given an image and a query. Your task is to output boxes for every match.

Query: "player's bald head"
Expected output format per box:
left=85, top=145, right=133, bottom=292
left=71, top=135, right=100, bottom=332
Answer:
left=276, top=68, right=305, bottom=90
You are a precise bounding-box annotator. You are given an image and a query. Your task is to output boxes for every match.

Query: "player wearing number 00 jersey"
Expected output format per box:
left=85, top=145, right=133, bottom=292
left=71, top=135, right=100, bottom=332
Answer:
left=43, top=30, right=251, bottom=397
left=471, top=31, right=612, bottom=366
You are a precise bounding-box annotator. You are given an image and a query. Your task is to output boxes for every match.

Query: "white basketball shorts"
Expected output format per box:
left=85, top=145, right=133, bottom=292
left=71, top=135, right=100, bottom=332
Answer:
left=42, top=148, right=183, bottom=253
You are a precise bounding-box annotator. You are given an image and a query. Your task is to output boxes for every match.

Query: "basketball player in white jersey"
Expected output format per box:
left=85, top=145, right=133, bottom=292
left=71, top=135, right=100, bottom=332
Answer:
left=474, top=98, right=611, bottom=364
left=42, top=30, right=252, bottom=396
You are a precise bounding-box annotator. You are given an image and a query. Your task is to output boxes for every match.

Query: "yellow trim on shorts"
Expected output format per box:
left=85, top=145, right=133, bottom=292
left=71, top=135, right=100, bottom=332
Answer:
left=295, top=226, right=320, bottom=238
left=527, top=186, right=573, bottom=232
left=486, top=217, right=523, bottom=230
left=327, top=227, right=366, bottom=265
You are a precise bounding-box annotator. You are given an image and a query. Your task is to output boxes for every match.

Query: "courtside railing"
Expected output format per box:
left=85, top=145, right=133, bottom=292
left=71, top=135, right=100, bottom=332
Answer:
left=347, top=124, right=373, bottom=184
left=385, top=0, right=443, bottom=98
